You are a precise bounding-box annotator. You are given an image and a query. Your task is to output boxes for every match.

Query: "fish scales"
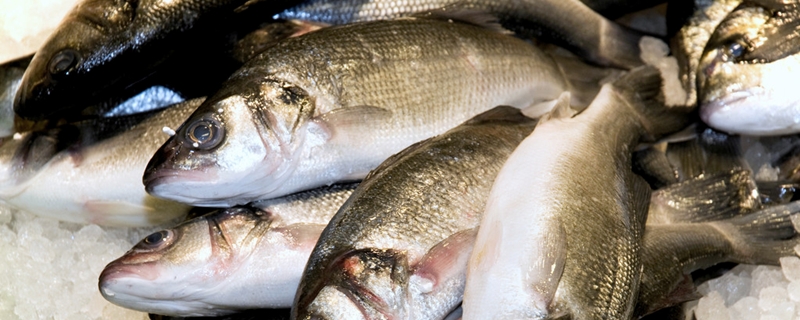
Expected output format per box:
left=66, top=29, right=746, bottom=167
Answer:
left=144, top=19, right=567, bottom=207
left=293, top=107, right=537, bottom=320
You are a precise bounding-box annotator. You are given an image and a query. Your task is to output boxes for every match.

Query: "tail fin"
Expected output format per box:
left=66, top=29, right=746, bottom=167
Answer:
left=715, top=201, right=800, bottom=264
left=610, top=66, right=693, bottom=140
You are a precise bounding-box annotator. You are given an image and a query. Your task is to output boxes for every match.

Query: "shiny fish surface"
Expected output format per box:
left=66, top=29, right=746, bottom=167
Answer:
left=463, top=67, right=688, bottom=319
left=292, top=107, right=537, bottom=320
left=0, top=54, right=31, bottom=137
left=144, top=18, right=571, bottom=207
left=99, top=184, right=356, bottom=316
left=698, top=2, right=800, bottom=135
left=0, top=98, right=203, bottom=226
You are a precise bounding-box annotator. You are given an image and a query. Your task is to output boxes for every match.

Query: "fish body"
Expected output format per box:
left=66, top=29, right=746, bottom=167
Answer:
left=697, top=2, right=800, bottom=135
left=463, top=67, right=687, bottom=319
left=17, top=0, right=643, bottom=120
left=0, top=54, right=32, bottom=137
left=144, top=18, right=569, bottom=207
left=0, top=98, right=202, bottom=226
left=99, top=184, right=356, bottom=316
left=292, top=107, right=537, bottom=320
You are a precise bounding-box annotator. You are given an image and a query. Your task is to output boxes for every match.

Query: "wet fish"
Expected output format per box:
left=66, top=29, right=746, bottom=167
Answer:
left=463, top=67, right=689, bottom=319
left=636, top=202, right=800, bottom=317
left=669, top=0, right=741, bottom=107
left=13, top=0, right=307, bottom=120
left=99, top=184, right=356, bottom=316
left=16, top=0, right=643, bottom=121
left=143, top=18, right=578, bottom=207
left=0, top=54, right=32, bottom=137
left=697, top=1, right=800, bottom=135
left=292, top=107, right=537, bottom=320
left=0, top=98, right=203, bottom=226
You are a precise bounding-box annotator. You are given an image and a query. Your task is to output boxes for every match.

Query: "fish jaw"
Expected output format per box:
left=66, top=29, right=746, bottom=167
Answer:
left=699, top=51, right=800, bottom=135
left=144, top=94, right=296, bottom=207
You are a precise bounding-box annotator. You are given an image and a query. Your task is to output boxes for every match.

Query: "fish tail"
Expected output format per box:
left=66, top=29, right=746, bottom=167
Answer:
left=715, top=201, right=800, bottom=264
left=610, top=66, right=693, bottom=141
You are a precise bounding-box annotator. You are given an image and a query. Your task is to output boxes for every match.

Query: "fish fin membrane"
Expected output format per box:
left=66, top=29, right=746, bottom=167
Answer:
left=411, top=7, right=511, bottom=35
left=718, top=201, right=800, bottom=264
left=632, top=146, right=678, bottom=189
left=666, top=137, right=706, bottom=181
left=549, top=52, right=623, bottom=109
left=536, top=92, right=574, bottom=122
left=466, top=106, right=536, bottom=125
left=648, top=170, right=760, bottom=225
left=611, top=66, right=692, bottom=140
left=411, top=228, right=477, bottom=294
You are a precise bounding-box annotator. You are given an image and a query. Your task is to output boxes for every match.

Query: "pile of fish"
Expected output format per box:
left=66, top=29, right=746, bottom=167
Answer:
left=5, top=0, right=800, bottom=319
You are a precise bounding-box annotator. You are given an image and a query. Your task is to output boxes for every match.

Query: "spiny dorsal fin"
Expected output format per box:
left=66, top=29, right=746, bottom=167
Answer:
left=465, top=106, right=536, bottom=126
left=412, top=5, right=511, bottom=35
left=537, top=92, right=574, bottom=123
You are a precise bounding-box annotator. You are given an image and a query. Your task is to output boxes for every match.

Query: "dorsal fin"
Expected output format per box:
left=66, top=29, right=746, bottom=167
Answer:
left=412, top=6, right=511, bottom=35
left=537, top=92, right=574, bottom=123
left=465, top=106, right=536, bottom=125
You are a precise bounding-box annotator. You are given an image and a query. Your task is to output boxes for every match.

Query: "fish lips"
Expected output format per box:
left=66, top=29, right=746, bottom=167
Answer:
left=143, top=137, right=226, bottom=206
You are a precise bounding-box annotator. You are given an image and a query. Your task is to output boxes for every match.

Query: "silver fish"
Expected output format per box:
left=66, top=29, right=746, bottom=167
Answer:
left=143, top=18, right=578, bottom=207
left=292, top=107, right=537, bottom=320
left=0, top=54, right=31, bottom=137
left=697, top=1, right=800, bottom=135
left=0, top=98, right=202, bottom=226
left=463, top=67, right=689, bottom=319
left=99, top=184, right=356, bottom=316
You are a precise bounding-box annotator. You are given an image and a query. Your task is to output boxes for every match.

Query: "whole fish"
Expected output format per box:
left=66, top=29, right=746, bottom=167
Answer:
left=99, top=184, right=356, bottom=316
left=669, top=0, right=741, bottom=107
left=0, top=98, right=203, bottom=226
left=15, top=0, right=643, bottom=120
left=143, top=18, right=577, bottom=207
left=0, top=54, right=32, bottom=137
left=292, top=107, right=537, bottom=320
left=697, top=1, right=800, bottom=135
left=463, top=67, right=688, bottom=319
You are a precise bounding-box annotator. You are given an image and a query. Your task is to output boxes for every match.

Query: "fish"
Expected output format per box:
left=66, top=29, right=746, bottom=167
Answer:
left=669, top=0, right=741, bottom=107
left=16, top=0, right=643, bottom=121
left=462, top=67, right=689, bottom=319
left=292, top=106, right=537, bottom=320
left=636, top=201, right=800, bottom=317
left=143, top=18, right=581, bottom=207
left=0, top=54, right=32, bottom=137
left=13, top=0, right=308, bottom=120
left=697, top=1, right=800, bottom=135
left=0, top=98, right=203, bottom=226
left=99, top=183, right=356, bottom=317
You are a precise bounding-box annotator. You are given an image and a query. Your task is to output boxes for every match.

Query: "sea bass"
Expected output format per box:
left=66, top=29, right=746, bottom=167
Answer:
left=144, top=18, right=575, bottom=207
left=292, top=107, right=537, bottom=320
left=0, top=98, right=203, bottom=226
left=697, top=1, right=800, bottom=135
left=16, top=0, right=643, bottom=120
left=99, top=184, right=356, bottom=316
left=463, top=67, right=689, bottom=319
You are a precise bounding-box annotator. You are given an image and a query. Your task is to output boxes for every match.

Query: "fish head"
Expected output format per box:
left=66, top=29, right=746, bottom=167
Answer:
left=143, top=75, right=317, bottom=206
left=99, top=206, right=274, bottom=316
left=294, top=248, right=412, bottom=320
left=15, top=0, right=144, bottom=119
left=698, top=2, right=800, bottom=135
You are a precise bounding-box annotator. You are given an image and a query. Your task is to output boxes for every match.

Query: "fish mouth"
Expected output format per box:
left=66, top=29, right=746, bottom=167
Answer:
left=699, top=90, right=753, bottom=125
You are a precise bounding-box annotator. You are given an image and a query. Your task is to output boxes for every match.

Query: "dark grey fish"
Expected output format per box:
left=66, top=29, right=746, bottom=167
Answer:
left=0, top=54, right=32, bottom=137
left=292, top=107, right=537, bottom=320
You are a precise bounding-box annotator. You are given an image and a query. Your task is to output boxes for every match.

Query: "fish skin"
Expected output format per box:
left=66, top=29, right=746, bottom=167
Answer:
left=278, top=0, right=645, bottom=69
left=0, top=55, right=31, bottom=137
left=462, top=67, right=689, bottom=319
left=99, top=184, right=356, bottom=317
left=14, top=0, right=303, bottom=120
left=697, top=2, right=800, bottom=135
left=0, top=98, right=202, bottom=226
left=292, top=107, right=537, bottom=320
left=635, top=201, right=800, bottom=318
left=669, top=0, right=741, bottom=107
left=143, top=18, right=570, bottom=207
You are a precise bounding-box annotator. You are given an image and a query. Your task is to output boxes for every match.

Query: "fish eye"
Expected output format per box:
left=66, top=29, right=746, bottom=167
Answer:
left=135, top=230, right=174, bottom=250
left=48, top=49, right=80, bottom=76
left=726, top=42, right=746, bottom=59
left=185, top=117, right=224, bottom=150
